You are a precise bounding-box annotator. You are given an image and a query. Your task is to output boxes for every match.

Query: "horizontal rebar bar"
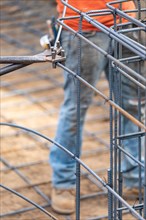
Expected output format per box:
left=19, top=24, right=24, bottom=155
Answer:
left=117, top=203, right=143, bottom=211
left=116, top=144, right=144, bottom=168
left=107, top=1, right=146, bottom=29
left=113, top=67, right=145, bottom=90
left=117, top=131, right=145, bottom=140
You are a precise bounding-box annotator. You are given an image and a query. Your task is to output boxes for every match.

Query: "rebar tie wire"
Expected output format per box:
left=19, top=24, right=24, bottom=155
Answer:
left=75, top=14, right=83, bottom=220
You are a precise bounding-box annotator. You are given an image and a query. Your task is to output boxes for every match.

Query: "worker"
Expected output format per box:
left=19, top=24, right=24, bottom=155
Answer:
left=49, top=0, right=145, bottom=214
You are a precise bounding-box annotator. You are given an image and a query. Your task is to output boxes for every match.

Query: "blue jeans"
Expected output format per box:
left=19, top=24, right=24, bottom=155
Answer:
left=49, top=30, right=145, bottom=189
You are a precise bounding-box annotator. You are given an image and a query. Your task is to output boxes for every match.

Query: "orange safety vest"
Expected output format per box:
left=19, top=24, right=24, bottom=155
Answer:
left=56, top=0, right=136, bottom=31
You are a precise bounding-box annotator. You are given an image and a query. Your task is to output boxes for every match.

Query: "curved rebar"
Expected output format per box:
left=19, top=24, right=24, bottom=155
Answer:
left=0, top=184, right=57, bottom=220
left=0, top=122, right=145, bottom=220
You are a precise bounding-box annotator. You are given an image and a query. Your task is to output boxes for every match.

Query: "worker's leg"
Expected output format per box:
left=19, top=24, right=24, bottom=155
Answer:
left=49, top=30, right=111, bottom=189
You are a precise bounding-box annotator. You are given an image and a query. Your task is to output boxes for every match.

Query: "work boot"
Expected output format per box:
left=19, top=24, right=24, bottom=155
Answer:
left=51, top=187, right=75, bottom=214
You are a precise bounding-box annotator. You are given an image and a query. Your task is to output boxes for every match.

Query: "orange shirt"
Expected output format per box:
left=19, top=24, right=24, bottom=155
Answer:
left=56, top=0, right=136, bottom=31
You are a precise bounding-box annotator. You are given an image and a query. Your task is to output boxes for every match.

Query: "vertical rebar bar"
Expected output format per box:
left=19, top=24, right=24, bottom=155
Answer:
left=75, top=14, right=83, bottom=220
left=144, top=130, right=146, bottom=218
left=108, top=169, right=113, bottom=220
left=117, top=9, right=123, bottom=220
left=137, top=2, right=143, bottom=214
left=143, top=41, right=146, bottom=218
left=118, top=171, right=123, bottom=219
left=113, top=12, right=118, bottom=220
left=108, top=37, right=114, bottom=220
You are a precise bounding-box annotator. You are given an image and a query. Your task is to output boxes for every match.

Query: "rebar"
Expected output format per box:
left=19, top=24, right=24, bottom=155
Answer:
left=0, top=184, right=57, bottom=220
left=1, top=1, right=146, bottom=219
left=57, top=62, right=146, bottom=131
left=1, top=122, right=145, bottom=219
